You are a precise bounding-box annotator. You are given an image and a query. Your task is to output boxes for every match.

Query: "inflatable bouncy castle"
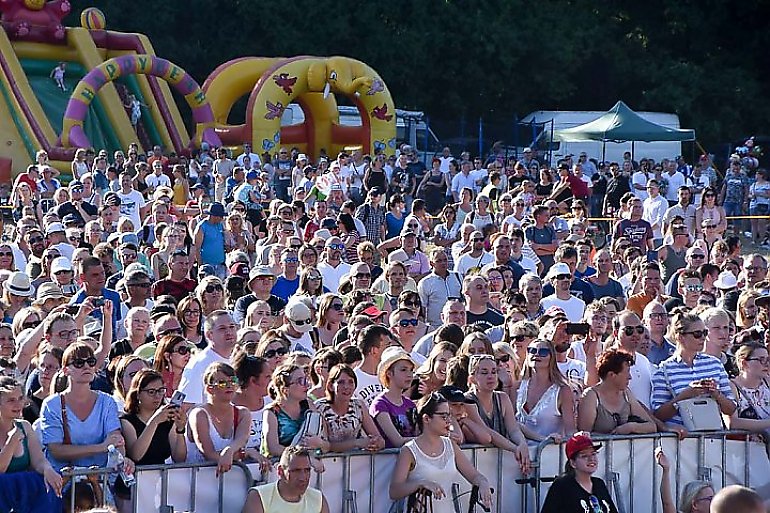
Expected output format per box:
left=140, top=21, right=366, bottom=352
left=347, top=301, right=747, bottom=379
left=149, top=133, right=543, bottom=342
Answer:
left=0, top=2, right=396, bottom=178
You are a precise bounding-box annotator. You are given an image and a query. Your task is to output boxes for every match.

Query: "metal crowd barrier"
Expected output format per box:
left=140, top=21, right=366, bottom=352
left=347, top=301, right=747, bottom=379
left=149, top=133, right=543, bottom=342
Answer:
left=62, top=460, right=257, bottom=513
left=312, top=430, right=770, bottom=513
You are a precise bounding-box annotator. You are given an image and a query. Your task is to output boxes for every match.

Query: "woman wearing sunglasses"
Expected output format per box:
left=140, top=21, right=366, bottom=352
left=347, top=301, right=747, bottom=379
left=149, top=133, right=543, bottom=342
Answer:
left=40, top=342, right=134, bottom=479
left=652, top=309, right=737, bottom=427
left=397, top=291, right=428, bottom=339
left=577, top=348, right=656, bottom=435
left=725, top=342, right=770, bottom=440
left=262, top=362, right=329, bottom=458
left=255, top=331, right=290, bottom=373
left=195, top=276, right=225, bottom=318
left=313, top=293, right=345, bottom=349
left=390, top=392, right=493, bottom=512
left=513, top=339, right=576, bottom=443
left=187, top=362, right=250, bottom=476
left=153, top=335, right=194, bottom=399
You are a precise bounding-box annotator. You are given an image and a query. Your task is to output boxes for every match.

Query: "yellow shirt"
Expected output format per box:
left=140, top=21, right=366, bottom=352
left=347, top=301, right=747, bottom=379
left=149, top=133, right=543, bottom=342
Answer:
left=254, top=481, right=323, bottom=513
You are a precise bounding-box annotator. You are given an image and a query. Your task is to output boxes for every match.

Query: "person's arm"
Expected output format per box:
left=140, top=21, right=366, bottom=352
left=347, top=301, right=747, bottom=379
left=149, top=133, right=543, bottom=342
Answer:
left=242, top=489, right=265, bottom=513
left=359, top=404, right=386, bottom=451
left=655, top=447, right=677, bottom=513
left=122, top=405, right=173, bottom=462
left=452, top=440, right=494, bottom=509
left=374, top=411, right=413, bottom=448
left=48, top=429, right=123, bottom=462
left=389, top=445, right=436, bottom=500
left=261, top=409, right=284, bottom=457
left=231, top=407, right=251, bottom=453
left=717, top=206, right=728, bottom=234
left=415, top=172, right=430, bottom=196
left=577, top=388, right=599, bottom=432
left=725, top=382, right=770, bottom=431
left=94, top=299, right=113, bottom=368
left=498, top=392, right=531, bottom=473
left=192, top=224, right=203, bottom=265
left=20, top=421, right=63, bottom=496
left=613, top=393, right=656, bottom=435
left=13, top=314, right=49, bottom=373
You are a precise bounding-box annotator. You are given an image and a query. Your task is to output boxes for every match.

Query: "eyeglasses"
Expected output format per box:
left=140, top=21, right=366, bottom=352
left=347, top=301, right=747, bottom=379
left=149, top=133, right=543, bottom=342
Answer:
left=169, top=345, right=193, bottom=355
left=330, top=303, right=344, bottom=311
left=208, top=377, right=239, bottom=389
left=747, top=357, right=770, bottom=365
left=22, top=320, right=41, bottom=330
left=430, top=412, right=452, bottom=421
left=691, top=254, right=706, bottom=260
left=512, top=334, right=528, bottom=342
left=472, top=238, right=484, bottom=243
left=621, top=325, right=645, bottom=336
left=69, top=356, right=97, bottom=369
left=527, top=347, right=551, bottom=358
left=496, top=354, right=511, bottom=364
left=205, top=284, right=223, bottom=293
left=28, top=236, right=44, bottom=244
left=141, top=386, right=167, bottom=397
left=555, top=274, right=571, bottom=281
left=648, top=312, right=668, bottom=321
left=183, top=309, right=201, bottom=317
left=130, top=282, right=152, bottom=289
left=327, top=243, right=345, bottom=251
left=264, top=347, right=289, bottom=359
left=157, top=327, right=183, bottom=337
left=396, top=319, right=419, bottom=327
left=682, top=329, right=709, bottom=339
left=57, top=329, right=80, bottom=340
left=694, top=495, right=714, bottom=503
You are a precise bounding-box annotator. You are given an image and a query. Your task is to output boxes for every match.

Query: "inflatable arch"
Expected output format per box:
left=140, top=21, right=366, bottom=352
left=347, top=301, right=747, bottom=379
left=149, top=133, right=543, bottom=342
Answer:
left=61, top=55, right=221, bottom=149
left=203, top=55, right=396, bottom=160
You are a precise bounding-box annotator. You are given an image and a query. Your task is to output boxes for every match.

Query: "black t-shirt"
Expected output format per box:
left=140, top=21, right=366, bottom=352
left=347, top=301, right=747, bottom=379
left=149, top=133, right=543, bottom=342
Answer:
left=466, top=307, right=505, bottom=328
left=541, top=474, right=618, bottom=513
left=407, top=161, right=428, bottom=185
left=55, top=201, right=98, bottom=225
left=591, top=173, right=608, bottom=196
left=536, top=182, right=554, bottom=198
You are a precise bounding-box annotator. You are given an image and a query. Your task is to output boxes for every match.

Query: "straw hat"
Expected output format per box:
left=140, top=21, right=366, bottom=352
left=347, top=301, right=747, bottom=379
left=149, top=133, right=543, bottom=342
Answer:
left=377, top=346, right=415, bottom=387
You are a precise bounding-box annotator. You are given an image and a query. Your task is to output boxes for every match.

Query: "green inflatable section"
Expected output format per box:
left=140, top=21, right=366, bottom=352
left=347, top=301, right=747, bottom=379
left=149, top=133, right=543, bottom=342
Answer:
left=21, top=59, right=121, bottom=154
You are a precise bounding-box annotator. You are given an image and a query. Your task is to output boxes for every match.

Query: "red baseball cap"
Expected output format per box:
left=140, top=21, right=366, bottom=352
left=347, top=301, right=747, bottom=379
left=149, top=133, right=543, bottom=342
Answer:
left=565, top=432, right=602, bottom=460
left=362, top=305, right=386, bottom=318
left=229, top=262, right=249, bottom=280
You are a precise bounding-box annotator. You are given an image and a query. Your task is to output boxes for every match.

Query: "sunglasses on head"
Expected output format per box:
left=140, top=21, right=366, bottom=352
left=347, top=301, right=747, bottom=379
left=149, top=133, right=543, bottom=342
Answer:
left=621, top=325, right=645, bottom=336
left=264, top=347, right=289, bottom=359
left=527, top=347, right=551, bottom=358
left=70, top=356, right=97, bottom=369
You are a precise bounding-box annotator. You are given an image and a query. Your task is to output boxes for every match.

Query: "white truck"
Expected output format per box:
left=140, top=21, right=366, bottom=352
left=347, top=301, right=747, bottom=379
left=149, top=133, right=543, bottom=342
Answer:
left=521, top=110, right=684, bottom=163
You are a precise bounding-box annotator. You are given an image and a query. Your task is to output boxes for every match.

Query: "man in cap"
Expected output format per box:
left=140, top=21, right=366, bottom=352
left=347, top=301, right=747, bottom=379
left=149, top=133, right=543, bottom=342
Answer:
left=152, top=249, right=197, bottom=301
left=120, top=268, right=154, bottom=315
left=50, top=256, right=78, bottom=296
left=540, top=262, right=586, bottom=322
left=192, top=202, right=227, bottom=279
left=233, top=265, right=287, bottom=325
left=317, top=236, right=351, bottom=293
left=541, top=245, right=595, bottom=304
left=46, top=222, right=76, bottom=261
left=278, top=300, right=315, bottom=354
left=55, top=180, right=97, bottom=225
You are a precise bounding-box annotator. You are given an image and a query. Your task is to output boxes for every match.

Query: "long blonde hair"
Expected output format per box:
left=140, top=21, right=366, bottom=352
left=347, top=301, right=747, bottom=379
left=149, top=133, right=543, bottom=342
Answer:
left=519, top=339, right=568, bottom=387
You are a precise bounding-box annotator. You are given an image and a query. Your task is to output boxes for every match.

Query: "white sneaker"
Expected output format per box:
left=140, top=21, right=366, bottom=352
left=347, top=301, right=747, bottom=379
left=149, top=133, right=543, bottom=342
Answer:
left=745, top=231, right=753, bottom=238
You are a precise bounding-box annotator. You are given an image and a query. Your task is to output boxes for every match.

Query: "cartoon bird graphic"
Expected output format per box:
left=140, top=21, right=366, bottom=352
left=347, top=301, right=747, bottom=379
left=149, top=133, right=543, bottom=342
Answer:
left=273, top=73, right=297, bottom=95
left=371, top=103, right=393, bottom=122
left=366, top=79, right=385, bottom=96
left=264, top=101, right=285, bottom=120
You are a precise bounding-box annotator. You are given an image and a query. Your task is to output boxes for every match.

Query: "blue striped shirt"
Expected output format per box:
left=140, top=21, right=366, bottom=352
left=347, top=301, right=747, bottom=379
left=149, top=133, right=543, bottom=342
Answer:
left=651, top=353, right=735, bottom=426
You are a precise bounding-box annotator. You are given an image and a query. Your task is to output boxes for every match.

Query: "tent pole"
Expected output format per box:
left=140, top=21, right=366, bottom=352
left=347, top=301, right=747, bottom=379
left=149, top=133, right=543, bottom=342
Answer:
left=632, top=141, right=635, bottom=160
left=602, top=141, right=606, bottom=163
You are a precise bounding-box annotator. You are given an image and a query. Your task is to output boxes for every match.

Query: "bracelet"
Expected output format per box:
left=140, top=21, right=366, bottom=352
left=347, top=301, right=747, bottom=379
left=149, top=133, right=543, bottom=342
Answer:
left=175, top=428, right=186, bottom=434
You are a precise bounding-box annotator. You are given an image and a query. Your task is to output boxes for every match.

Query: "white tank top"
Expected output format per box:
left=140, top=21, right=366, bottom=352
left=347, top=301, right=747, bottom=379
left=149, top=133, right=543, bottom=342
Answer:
left=186, top=407, right=234, bottom=463
left=515, top=379, right=563, bottom=441
left=405, top=437, right=461, bottom=513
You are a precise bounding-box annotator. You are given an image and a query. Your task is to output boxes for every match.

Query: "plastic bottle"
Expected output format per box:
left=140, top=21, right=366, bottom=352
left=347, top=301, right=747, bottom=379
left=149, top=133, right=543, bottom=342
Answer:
left=107, top=444, right=136, bottom=487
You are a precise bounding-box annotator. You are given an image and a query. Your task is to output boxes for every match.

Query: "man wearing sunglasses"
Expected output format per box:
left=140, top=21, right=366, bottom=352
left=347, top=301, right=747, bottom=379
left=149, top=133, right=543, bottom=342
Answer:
left=318, top=236, right=351, bottom=293
left=664, top=246, right=708, bottom=301
left=277, top=300, right=315, bottom=355
left=610, top=311, right=654, bottom=408
left=271, top=249, right=300, bottom=302
left=233, top=266, right=286, bottom=326
left=388, top=308, right=426, bottom=365
left=541, top=263, right=586, bottom=323
left=455, top=230, right=493, bottom=277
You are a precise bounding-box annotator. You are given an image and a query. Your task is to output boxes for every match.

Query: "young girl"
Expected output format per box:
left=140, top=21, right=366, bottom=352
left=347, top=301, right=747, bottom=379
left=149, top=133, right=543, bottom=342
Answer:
left=124, top=94, right=149, bottom=128
left=370, top=347, right=418, bottom=448
left=50, top=62, right=66, bottom=91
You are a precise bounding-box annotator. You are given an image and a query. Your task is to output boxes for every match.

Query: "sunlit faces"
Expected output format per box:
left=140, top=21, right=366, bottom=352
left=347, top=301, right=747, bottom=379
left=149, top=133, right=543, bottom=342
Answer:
left=704, top=314, right=730, bottom=354
left=469, top=356, right=498, bottom=391
left=386, top=361, right=414, bottom=390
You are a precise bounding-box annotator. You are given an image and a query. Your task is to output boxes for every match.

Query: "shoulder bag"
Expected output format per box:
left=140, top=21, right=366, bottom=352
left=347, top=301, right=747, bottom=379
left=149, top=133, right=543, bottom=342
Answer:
left=662, top=365, right=723, bottom=431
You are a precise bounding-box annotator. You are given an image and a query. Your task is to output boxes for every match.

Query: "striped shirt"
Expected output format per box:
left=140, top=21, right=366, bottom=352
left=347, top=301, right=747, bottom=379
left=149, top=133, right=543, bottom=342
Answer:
left=651, top=353, right=735, bottom=426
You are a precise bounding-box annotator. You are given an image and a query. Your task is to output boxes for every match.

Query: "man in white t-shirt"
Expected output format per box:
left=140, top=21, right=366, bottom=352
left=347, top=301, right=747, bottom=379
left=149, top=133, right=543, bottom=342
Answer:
left=631, top=168, right=649, bottom=201
left=278, top=301, right=315, bottom=355
left=612, top=310, right=654, bottom=408
left=438, top=147, right=454, bottom=174
left=236, top=142, right=262, bottom=169
left=116, top=172, right=146, bottom=231
left=178, top=310, right=237, bottom=410
left=353, top=325, right=391, bottom=408
left=540, top=263, right=586, bottom=322
left=144, top=161, right=171, bottom=193
left=455, top=230, right=494, bottom=276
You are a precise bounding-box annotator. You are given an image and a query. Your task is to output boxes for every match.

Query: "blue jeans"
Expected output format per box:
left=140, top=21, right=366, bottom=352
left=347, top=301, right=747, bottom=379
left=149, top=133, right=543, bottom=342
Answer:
left=723, top=201, right=743, bottom=230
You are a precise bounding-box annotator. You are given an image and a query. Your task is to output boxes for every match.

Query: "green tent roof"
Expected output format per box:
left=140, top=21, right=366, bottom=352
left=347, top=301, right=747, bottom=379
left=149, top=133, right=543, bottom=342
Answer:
left=553, top=101, right=695, bottom=143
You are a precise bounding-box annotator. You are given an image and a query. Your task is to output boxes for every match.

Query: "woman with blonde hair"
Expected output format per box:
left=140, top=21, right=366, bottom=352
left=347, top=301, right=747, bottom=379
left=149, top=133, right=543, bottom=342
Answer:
left=411, top=342, right=457, bottom=400
left=458, top=331, right=494, bottom=357
left=224, top=210, right=255, bottom=257
left=514, top=339, right=576, bottom=442
left=11, top=306, right=41, bottom=337
left=112, top=355, right=150, bottom=411
left=195, top=276, right=226, bottom=317
left=245, top=299, right=275, bottom=336
left=187, top=362, right=250, bottom=476
left=314, top=293, right=345, bottom=349
left=736, top=290, right=761, bottom=330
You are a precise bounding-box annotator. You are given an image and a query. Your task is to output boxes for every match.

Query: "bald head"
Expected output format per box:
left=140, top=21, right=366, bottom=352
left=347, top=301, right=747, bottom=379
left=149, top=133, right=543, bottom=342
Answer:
left=710, top=485, right=763, bottom=513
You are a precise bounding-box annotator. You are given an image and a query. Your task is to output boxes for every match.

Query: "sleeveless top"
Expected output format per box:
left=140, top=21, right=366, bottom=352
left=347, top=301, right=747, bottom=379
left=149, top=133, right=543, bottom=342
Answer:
left=515, top=379, right=562, bottom=440
left=5, top=421, right=31, bottom=473
left=73, top=161, right=88, bottom=179
left=254, top=481, right=322, bottom=513
left=589, top=388, right=631, bottom=434
left=660, top=244, right=687, bottom=283
left=699, top=205, right=723, bottom=227
left=404, top=437, right=460, bottom=513
left=262, top=400, right=309, bottom=454
left=314, top=398, right=363, bottom=443
left=465, top=391, right=507, bottom=437
left=119, top=412, right=173, bottom=464
left=199, top=220, right=226, bottom=265
left=186, top=406, right=237, bottom=463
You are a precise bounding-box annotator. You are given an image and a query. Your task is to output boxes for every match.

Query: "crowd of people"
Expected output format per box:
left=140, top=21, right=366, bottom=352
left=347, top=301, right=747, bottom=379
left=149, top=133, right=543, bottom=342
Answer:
left=0, top=141, right=768, bottom=512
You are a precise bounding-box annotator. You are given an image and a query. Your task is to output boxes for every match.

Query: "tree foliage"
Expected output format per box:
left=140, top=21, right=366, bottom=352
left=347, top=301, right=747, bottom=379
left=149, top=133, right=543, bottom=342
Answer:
left=66, top=0, right=770, bottom=147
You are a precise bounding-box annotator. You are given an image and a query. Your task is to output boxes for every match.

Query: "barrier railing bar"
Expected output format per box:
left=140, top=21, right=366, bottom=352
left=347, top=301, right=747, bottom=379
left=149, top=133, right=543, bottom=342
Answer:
left=629, top=438, right=634, bottom=512
left=368, top=452, right=375, bottom=513
left=745, top=436, right=751, bottom=486
left=721, top=435, right=727, bottom=489
left=675, top=434, right=682, bottom=509
left=495, top=448, right=502, bottom=513
left=651, top=439, right=658, bottom=513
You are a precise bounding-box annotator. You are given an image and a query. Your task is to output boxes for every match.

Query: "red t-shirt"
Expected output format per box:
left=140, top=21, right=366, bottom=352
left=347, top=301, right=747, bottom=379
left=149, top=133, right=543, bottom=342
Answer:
left=567, top=174, right=589, bottom=198
left=15, top=173, right=37, bottom=193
